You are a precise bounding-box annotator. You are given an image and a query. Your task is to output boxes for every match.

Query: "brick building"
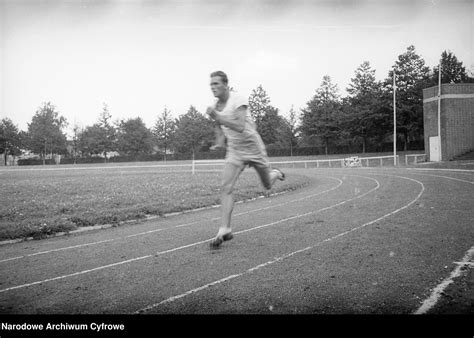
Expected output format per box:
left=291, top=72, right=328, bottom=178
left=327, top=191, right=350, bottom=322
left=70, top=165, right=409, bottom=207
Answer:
left=423, top=83, right=474, bottom=161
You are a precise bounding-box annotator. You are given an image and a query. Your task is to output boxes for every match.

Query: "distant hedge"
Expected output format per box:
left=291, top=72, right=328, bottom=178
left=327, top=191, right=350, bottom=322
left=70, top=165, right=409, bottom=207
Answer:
left=17, top=158, right=57, bottom=166
left=16, top=142, right=424, bottom=166
left=17, top=151, right=227, bottom=166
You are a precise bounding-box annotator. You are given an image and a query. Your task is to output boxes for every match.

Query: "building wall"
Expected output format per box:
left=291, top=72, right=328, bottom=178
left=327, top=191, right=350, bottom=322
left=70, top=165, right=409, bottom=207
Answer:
left=423, top=84, right=474, bottom=161
left=445, top=98, right=474, bottom=159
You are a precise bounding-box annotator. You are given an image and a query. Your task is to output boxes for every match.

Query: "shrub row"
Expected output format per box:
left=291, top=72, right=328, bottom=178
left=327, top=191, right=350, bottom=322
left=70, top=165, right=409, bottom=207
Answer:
left=17, top=142, right=424, bottom=166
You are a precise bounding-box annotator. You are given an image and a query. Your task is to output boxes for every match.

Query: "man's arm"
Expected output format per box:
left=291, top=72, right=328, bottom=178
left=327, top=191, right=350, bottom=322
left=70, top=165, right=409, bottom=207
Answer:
left=207, top=106, right=246, bottom=133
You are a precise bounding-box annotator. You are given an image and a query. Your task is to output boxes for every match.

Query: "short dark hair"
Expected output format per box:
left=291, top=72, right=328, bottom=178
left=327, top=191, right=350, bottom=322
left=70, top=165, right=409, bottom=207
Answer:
left=210, top=71, right=228, bottom=85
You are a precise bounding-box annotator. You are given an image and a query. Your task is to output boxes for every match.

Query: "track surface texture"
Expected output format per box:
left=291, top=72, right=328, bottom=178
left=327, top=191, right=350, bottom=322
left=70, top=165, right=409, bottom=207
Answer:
left=0, top=166, right=472, bottom=315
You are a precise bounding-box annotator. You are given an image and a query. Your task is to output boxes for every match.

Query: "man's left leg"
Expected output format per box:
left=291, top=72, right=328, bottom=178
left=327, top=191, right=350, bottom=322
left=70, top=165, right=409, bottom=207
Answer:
left=251, top=160, right=285, bottom=190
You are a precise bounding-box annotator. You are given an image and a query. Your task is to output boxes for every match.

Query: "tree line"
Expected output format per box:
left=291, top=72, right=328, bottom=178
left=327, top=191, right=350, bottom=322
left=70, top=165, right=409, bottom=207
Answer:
left=1, top=46, right=472, bottom=165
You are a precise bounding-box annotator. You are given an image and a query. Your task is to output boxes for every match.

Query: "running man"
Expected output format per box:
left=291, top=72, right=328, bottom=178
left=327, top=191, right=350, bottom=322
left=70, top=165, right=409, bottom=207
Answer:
left=206, top=71, right=285, bottom=249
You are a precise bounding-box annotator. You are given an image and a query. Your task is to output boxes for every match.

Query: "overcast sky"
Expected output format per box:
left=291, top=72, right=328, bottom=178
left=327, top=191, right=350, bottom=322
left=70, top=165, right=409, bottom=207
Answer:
left=1, top=0, right=473, bottom=135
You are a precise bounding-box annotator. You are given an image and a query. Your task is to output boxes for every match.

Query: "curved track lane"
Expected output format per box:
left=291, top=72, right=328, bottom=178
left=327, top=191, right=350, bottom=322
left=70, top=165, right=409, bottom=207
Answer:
left=0, top=168, right=472, bottom=314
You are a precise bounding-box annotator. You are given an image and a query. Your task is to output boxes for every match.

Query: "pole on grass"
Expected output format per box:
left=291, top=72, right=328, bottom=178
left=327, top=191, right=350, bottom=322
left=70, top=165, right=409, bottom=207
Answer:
left=437, top=61, right=442, bottom=161
left=393, top=70, right=397, bottom=166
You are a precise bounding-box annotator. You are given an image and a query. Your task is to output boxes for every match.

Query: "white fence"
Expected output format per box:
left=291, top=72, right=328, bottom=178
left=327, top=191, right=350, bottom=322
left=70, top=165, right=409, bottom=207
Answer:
left=192, top=155, right=401, bottom=174
left=405, top=154, right=426, bottom=165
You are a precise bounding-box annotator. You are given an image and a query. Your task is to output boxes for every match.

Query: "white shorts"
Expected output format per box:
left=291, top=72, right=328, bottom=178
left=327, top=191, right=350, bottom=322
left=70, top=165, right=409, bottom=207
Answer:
left=225, top=145, right=273, bottom=190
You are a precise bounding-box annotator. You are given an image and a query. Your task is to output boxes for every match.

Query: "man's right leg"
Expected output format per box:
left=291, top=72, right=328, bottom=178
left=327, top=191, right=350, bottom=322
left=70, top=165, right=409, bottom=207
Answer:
left=210, top=162, right=244, bottom=248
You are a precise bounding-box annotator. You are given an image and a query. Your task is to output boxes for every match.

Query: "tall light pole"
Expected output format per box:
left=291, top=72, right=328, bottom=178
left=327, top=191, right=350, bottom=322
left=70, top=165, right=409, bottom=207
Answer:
left=393, top=70, right=397, bottom=166
left=437, top=61, right=442, bottom=161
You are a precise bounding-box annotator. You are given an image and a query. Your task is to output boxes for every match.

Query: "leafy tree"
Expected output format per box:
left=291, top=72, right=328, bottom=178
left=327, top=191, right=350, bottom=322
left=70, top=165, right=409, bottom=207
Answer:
left=347, top=61, right=379, bottom=97
left=26, top=102, right=68, bottom=164
left=78, top=124, right=103, bottom=157
left=300, top=75, right=341, bottom=154
left=344, top=61, right=389, bottom=153
left=116, top=117, right=154, bottom=157
left=96, top=103, right=117, bottom=160
left=280, top=105, right=300, bottom=156
left=248, top=84, right=288, bottom=147
left=172, top=106, right=214, bottom=155
left=71, top=124, right=80, bottom=164
left=249, top=85, right=272, bottom=128
left=77, top=104, right=117, bottom=161
left=431, top=50, right=470, bottom=85
left=153, top=107, right=176, bottom=161
left=258, top=106, right=285, bottom=145
left=0, top=118, right=22, bottom=165
left=383, top=45, right=430, bottom=151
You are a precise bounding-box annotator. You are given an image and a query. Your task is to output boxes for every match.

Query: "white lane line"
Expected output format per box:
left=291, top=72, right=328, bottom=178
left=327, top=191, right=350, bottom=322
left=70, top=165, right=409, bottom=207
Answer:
left=0, top=176, right=343, bottom=263
left=153, top=176, right=377, bottom=256
left=134, top=174, right=425, bottom=313
left=137, top=273, right=243, bottom=312
left=226, top=178, right=344, bottom=219
left=136, top=246, right=313, bottom=313
left=0, top=256, right=23, bottom=263
left=0, top=239, right=117, bottom=264
left=334, top=168, right=474, bottom=185
left=414, top=246, right=474, bottom=315
left=234, top=176, right=378, bottom=236
left=0, top=255, right=153, bottom=294
left=154, top=239, right=215, bottom=257
left=0, top=176, right=375, bottom=294
left=29, top=239, right=116, bottom=256
left=406, top=168, right=474, bottom=173
left=401, top=172, right=474, bottom=184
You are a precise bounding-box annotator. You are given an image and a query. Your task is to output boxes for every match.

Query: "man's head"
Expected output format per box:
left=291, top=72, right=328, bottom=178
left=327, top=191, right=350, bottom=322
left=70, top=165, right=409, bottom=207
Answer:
left=210, top=71, right=229, bottom=98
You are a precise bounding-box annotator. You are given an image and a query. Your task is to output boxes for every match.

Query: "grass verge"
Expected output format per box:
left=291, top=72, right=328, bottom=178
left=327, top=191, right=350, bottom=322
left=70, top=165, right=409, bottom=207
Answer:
left=0, top=167, right=309, bottom=241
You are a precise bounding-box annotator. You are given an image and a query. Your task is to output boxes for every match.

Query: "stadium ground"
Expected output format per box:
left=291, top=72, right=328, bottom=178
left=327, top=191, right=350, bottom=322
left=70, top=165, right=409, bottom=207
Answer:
left=0, top=163, right=472, bottom=316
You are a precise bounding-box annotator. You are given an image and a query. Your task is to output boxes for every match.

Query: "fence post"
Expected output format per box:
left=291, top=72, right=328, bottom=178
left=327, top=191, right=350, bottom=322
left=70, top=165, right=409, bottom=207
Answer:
left=380, top=158, right=383, bottom=166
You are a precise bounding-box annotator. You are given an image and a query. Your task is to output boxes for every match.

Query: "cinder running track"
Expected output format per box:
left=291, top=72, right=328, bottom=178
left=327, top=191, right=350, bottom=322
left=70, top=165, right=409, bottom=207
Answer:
left=0, top=167, right=472, bottom=314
